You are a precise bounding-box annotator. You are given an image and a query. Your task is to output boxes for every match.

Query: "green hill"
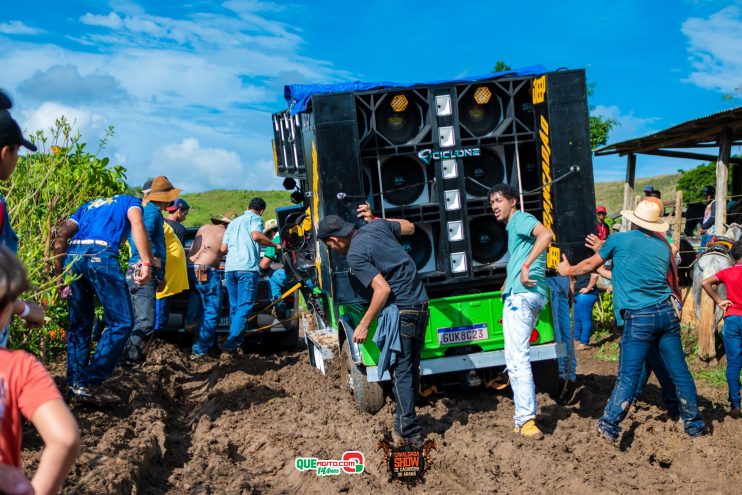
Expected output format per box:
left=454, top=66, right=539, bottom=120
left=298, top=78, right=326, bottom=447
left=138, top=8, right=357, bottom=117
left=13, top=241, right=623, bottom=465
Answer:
left=594, top=173, right=681, bottom=214
left=180, top=189, right=295, bottom=227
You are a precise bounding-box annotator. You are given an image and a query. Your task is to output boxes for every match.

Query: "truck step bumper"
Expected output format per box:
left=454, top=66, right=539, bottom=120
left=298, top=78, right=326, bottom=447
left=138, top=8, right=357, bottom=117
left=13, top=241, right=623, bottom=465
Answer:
left=366, top=342, right=566, bottom=382
left=302, top=312, right=338, bottom=375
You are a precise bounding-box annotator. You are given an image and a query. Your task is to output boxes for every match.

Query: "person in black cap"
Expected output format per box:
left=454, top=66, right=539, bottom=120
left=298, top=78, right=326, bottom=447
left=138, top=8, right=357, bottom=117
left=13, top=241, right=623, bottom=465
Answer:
left=0, top=90, right=44, bottom=347
left=318, top=205, right=429, bottom=448
left=700, top=185, right=716, bottom=249
left=164, top=198, right=190, bottom=245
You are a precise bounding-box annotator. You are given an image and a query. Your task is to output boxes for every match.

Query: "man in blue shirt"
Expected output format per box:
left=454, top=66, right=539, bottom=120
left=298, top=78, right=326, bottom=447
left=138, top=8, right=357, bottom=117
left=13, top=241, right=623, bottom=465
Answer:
left=558, top=199, right=706, bottom=441
left=123, top=176, right=181, bottom=363
left=54, top=194, right=153, bottom=403
left=219, top=197, right=280, bottom=355
left=490, top=184, right=554, bottom=439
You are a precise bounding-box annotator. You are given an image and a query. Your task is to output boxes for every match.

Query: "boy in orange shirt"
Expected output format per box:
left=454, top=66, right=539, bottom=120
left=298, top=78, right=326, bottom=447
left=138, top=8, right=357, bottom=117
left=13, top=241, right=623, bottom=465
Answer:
left=0, top=247, right=80, bottom=494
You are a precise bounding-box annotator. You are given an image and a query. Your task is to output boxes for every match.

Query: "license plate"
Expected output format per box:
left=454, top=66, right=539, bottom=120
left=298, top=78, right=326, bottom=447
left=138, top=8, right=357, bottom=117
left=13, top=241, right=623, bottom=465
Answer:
left=218, top=317, right=231, bottom=327
left=437, top=323, right=489, bottom=345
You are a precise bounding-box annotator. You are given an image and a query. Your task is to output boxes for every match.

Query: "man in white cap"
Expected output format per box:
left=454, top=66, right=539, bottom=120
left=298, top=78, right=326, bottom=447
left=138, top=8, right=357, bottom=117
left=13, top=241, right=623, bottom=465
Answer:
left=558, top=200, right=705, bottom=441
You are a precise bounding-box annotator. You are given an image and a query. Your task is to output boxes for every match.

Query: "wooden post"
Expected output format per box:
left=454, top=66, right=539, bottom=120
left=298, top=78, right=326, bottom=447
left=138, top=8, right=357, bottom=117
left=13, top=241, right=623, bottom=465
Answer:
left=715, top=127, right=731, bottom=236
left=622, top=153, right=636, bottom=231
left=673, top=190, right=683, bottom=246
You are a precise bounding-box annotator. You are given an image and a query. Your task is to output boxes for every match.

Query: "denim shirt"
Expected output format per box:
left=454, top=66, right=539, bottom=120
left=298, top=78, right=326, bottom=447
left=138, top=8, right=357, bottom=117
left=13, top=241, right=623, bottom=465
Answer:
left=372, top=304, right=401, bottom=377
left=129, top=202, right=166, bottom=278
left=0, top=195, right=18, bottom=254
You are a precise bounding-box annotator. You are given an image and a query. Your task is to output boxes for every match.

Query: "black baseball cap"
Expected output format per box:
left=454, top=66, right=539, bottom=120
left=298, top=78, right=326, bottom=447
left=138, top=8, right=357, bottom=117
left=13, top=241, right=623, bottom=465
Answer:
left=0, top=91, right=37, bottom=152
left=317, top=215, right=355, bottom=239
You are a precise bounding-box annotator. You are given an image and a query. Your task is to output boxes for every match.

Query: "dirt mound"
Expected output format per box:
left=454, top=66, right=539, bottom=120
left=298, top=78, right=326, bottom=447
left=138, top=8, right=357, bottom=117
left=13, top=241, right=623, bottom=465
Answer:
left=22, top=341, right=741, bottom=494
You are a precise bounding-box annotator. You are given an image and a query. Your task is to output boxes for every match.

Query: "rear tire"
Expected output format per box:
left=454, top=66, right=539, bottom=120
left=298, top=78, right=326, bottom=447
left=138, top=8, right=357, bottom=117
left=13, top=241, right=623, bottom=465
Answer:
left=532, top=359, right=560, bottom=397
left=340, top=340, right=385, bottom=414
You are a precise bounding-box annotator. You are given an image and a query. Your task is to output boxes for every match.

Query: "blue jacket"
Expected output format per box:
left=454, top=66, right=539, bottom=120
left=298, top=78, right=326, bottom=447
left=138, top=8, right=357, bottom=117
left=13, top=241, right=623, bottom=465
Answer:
left=372, top=304, right=401, bottom=377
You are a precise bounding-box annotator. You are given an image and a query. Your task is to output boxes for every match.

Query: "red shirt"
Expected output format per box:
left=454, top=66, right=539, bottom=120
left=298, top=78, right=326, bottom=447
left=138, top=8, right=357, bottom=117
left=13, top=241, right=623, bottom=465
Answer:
left=597, top=223, right=610, bottom=241
left=0, top=349, right=62, bottom=467
left=715, top=264, right=742, bottom=318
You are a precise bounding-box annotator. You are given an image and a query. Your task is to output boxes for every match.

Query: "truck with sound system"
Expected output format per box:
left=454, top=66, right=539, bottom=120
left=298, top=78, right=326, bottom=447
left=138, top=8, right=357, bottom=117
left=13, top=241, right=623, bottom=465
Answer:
left=271, top=66, right=597, bottom=413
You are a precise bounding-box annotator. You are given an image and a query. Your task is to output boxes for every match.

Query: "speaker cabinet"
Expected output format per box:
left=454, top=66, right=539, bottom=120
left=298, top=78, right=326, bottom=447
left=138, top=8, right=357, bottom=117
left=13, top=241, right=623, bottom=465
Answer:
left=457, top=83, right=505, bottom=138
left=363, top=155, right=432, bottom=209
left=464, top=145, right=508, bottom=199
left=356, top=90, right=432, bottom=151
left=272, top=111, right=305, bottom=177
left=469, top=216, right=509, bottom=267
left=399, top=223, right=437, bottom=274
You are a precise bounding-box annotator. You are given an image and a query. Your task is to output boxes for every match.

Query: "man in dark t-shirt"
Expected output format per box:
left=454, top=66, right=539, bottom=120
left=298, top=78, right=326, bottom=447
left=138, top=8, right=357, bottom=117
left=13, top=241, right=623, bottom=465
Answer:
left=164, top=198, right=189, bottom=245
left=318, top=205, right=428, bottom=448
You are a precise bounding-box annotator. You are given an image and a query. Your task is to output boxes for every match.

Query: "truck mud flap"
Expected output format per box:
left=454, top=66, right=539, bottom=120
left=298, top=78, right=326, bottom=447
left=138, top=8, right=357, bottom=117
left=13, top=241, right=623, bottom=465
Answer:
left=366, top=342, right=566, bottom=382
left=301, top=311, right=338, bottom=375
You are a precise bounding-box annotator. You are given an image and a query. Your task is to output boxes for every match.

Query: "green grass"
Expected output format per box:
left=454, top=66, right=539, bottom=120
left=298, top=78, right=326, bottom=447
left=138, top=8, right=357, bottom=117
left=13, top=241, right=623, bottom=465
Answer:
left=691, top=366, right=729, bottom=388
left=596, top=341, right=620, bottom=362
left=179, top=190, right=294, bottom=228
left=594, top=173, right=682, bottom=214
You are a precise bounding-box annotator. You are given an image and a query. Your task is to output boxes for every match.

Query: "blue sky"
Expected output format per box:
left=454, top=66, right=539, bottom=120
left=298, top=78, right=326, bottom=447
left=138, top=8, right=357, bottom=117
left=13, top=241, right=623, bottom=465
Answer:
left=1, top=0, right=740, bottom=192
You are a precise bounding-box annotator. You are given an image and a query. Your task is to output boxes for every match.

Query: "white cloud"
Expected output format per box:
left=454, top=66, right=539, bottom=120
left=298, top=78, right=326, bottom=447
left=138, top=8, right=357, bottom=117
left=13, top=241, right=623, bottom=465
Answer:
left=682, top=6, right=742, bottom=94
left=154, top=138, right=282, bottom=191
left=0, top=21, right=44, bottom=35
left=80, top=12, right=124, bottom=29
left=592, top=104, right=661, bottom=144
left=20, top=102, right=108, bottom=137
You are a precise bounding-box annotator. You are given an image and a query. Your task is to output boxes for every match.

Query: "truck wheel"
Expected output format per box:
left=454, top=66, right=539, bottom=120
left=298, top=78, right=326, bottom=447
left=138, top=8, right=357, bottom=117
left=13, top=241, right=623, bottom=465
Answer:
left=340, top=340, right=385, bottom=414
left=532, top=359, right=560, bottom=397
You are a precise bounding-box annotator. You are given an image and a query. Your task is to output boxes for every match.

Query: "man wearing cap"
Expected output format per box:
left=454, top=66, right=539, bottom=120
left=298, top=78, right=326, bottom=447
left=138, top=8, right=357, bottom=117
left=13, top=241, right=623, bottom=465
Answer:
left=644, top=185, right=655, bottom=197
left=318, top=207, right=429, bottom=448
left=54, top=194, right=152, bottom=402
left=558, top=199, right=705, bottom=441
left=123, top=176, right=181, bottom=363
left=596, top=205, right=610, bottom=241
left=700, top=185, right=716, bottom=249
left=164, top=198, right=190, bottom=245
left=259, top=219, right=289, bottom=318
left=219, top=198, right=280, bottom=356
left=187, top=214, right=233, bottom=359
left=0, top=90, right=45, bottom=347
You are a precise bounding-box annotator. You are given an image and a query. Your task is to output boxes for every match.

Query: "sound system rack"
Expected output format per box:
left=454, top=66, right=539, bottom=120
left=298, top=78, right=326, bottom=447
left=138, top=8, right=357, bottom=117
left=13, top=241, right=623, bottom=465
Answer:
left=272, top=69, right=596, bottom=304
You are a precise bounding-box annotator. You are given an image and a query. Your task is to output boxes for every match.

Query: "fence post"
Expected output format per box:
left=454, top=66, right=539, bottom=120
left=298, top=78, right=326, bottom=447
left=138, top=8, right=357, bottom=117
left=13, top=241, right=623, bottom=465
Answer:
left=673, top=190, right=683, bottom=246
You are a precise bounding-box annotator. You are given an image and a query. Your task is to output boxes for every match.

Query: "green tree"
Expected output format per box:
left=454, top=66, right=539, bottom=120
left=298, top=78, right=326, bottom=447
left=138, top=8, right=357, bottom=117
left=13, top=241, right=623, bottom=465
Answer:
left=676, top=161, right=735, bottom=203
left=0, top=117, right=128, bottom=359
left=493, top=60, right=511, bottom=72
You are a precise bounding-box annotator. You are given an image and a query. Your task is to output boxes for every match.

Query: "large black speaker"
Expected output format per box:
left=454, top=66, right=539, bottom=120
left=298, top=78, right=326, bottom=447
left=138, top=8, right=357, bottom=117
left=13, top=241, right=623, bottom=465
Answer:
left=469, top=216, right=508, bottom=264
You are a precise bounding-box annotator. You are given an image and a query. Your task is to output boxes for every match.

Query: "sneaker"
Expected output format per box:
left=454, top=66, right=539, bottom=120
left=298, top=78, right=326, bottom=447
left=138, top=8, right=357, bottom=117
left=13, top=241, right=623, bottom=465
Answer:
left=391, top=430, right=425, bottom=449
left=731, top=407, right=742, bottom=419
left=68, top=385, right=119, bottom=405
left=513, top=420, right=544, bottom=439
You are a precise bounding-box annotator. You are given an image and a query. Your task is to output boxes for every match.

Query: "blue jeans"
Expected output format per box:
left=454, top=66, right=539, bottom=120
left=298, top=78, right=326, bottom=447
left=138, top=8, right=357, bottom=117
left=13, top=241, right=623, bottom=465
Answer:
left=547, top=277, right=576, bottom=382
left=267, top=268, right=289, bottom=308
left=185, top=271, right=203, bottom=329
left=722, top=316, right=742, bottom=408
left=574, top=290, right=599, bottom=345
left=223, top=270, right=259, bottom=351
left=192, top=270, right=222, bottom=355
left=155, top=297, right=172, bottom=331
left=700, top=233, right=714, bottom=249
left=391, top=308, right=429, bottom=440
left=123, top=267, right=158, bottom=362
left=599, top=301, right=705, bottom=438
left=65, top=245, right=134, bottom=388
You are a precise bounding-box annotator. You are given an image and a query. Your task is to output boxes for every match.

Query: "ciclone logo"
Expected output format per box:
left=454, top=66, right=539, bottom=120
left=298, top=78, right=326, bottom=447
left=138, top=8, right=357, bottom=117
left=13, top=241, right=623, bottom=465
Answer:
left=295, top=451, right=365, bottom=476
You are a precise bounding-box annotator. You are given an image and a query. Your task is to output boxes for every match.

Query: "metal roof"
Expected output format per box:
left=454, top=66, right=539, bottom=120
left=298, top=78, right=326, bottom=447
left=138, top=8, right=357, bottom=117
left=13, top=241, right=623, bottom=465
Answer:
left=594, top=105, right=742, bottom=156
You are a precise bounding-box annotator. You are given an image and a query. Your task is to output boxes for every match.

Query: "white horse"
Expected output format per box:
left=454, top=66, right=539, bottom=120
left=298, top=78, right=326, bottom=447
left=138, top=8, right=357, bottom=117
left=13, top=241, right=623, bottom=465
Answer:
left=692, top=223, right=742, bottom=361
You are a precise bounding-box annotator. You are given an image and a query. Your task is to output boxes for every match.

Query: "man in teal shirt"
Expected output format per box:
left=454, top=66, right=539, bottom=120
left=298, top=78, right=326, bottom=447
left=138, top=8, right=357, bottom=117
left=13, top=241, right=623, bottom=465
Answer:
left=490, top=184, right=553, bottom=438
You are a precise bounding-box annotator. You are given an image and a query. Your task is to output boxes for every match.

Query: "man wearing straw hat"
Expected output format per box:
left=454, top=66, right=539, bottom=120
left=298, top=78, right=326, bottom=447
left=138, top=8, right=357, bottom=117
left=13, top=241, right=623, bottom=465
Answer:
left=123, top=176, right=182, bottom=363
left=558, top=199, right=706, bottom=441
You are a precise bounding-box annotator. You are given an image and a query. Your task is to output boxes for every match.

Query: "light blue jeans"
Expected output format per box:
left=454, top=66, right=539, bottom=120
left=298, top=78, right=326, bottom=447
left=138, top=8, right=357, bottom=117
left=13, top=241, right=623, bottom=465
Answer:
left=503, top=291, right=547, bottom=427
left=547, top=276, right=576, bottom=382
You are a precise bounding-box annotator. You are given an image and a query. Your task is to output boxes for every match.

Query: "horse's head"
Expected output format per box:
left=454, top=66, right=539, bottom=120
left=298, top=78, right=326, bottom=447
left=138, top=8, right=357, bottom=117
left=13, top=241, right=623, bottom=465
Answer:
left=724, top=223, right=742, bottom=242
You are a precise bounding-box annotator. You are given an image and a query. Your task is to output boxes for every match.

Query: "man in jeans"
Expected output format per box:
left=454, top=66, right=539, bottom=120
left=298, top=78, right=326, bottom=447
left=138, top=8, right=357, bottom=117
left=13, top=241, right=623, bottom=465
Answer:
left=54, top=194, right=152, bottom=402
left=187, top=215, right=231, bottom=359
left=702, top=239, right=742, bottom=417
left=490, top=184, right=553, bottom=438
left=124, top=176, right=181, bottom=363
left=318, top=205, right=429, bottom=448
left=558, top=199, right=706, bottom=441
left=220, top=198, right=280, bottom=356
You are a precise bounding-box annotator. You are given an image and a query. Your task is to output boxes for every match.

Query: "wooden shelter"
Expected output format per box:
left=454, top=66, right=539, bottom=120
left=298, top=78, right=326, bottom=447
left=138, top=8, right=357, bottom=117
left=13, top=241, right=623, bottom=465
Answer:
left=594, top=106, right=742, bottom=233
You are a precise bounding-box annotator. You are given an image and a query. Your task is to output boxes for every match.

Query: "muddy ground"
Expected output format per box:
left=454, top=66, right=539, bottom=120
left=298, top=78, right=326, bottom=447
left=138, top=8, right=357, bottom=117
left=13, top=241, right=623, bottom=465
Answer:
left=22, top=330, right=741, bottom=495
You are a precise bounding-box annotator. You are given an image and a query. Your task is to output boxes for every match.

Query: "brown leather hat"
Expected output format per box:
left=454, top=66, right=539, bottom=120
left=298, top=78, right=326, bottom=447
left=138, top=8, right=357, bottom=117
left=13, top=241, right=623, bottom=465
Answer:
left=211, top=211, right=237, bottom=226
left=145, top=176, right=181, bottom=203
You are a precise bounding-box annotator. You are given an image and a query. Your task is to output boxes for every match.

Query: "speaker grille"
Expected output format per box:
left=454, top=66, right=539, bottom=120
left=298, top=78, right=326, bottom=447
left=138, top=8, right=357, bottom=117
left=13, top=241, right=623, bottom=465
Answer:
left=469, top=216, right=508, bottom=264
left=380, top=156, right=427, bottom=206
left=464, top=148, right=506, bottom=197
